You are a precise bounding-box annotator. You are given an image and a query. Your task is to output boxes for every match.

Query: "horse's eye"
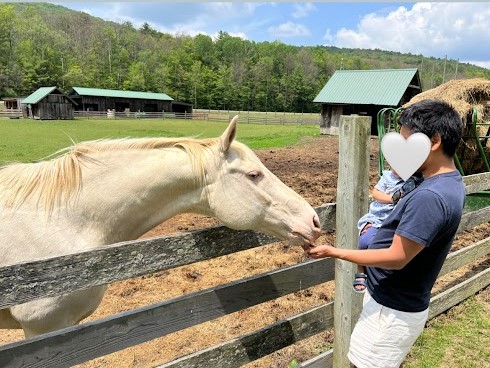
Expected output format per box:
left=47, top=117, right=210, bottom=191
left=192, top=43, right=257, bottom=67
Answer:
left=247, top=170, right=262, bottom=181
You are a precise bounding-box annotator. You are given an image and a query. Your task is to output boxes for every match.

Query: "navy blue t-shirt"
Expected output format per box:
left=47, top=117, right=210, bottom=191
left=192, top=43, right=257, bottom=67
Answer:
left=366, top=171, right=465, bottom=312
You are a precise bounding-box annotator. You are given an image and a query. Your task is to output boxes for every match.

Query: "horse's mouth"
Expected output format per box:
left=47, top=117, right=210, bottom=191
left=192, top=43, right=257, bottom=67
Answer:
left=290, top=231, right=317, bottom=247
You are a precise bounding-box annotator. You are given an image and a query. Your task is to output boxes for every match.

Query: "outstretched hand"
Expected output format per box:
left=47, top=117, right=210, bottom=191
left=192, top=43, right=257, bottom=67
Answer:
left=302, top=243, right=338, bottom=259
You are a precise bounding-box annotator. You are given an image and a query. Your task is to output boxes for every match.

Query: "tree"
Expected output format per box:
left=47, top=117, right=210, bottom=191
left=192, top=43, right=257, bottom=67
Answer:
left=1, top=3, right=489, bottom=108
left=0, top=4, right=16, bottom=96
left=123, top=62, right=146, bottom=91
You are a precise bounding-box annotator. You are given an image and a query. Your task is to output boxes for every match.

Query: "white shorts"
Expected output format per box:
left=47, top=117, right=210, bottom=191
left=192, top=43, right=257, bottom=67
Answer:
left=348, top=291, right=428, bottom=368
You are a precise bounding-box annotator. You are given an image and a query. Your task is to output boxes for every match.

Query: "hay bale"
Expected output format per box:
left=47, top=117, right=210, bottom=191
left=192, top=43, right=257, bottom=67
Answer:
left=404, top=78, right=490, bottom=124
left=404, top=78, right=490, bottom=174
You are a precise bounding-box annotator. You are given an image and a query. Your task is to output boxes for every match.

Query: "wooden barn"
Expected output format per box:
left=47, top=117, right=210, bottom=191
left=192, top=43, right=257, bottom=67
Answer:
left=313, top=68, right=422, bottom=135
left=68, top=87, right=174, bottom=113
left=2, top=97, right=24, bottom=110
left=21, top=87, right=77, bottom=120
left=171, top=101, right=193, bottom=114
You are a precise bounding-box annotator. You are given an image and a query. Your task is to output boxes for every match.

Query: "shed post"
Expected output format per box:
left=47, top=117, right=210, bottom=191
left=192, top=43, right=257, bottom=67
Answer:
left=333, top=115, right=371, bottom=367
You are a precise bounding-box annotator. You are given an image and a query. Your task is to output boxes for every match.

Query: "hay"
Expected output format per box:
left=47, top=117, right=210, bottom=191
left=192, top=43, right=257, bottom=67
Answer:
left=404, top=78, right=490, bottom=174
left=404, top=78, right=490, bottom=123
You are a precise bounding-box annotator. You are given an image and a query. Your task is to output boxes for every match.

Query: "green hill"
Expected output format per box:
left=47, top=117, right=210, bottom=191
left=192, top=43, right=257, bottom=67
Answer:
left=1, top=2, right=488, bottom=113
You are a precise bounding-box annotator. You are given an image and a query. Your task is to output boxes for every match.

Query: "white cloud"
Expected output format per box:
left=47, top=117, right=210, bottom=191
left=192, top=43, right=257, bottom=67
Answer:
left=464, top=61, right=490, bottom=70
left=292, top=3, right=316, bottom=19
left=268, top=22, right=311, bottom=38
left=323, top=29, right=334, bottom=45
left=328, top=3, right=490, bottom=65
left=76, top=3, right=269, bottom=42
left=203, top=2, right=262, bottom=18
left=210, top=31, right=249, bottom=41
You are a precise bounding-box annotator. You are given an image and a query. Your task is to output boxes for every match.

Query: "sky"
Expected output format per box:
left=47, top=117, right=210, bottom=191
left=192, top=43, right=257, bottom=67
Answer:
left=50, top=2, right=490, bottom=69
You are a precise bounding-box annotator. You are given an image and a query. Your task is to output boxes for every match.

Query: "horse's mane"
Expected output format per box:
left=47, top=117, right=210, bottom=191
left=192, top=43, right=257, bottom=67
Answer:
left=0, top=136, right=224, bottom=212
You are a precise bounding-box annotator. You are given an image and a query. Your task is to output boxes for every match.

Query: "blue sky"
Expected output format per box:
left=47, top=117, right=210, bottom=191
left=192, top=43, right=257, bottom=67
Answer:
left=51, top=2, right=490, bottom=69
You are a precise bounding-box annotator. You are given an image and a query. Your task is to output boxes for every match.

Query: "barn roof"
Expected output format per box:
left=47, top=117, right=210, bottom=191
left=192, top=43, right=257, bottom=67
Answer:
left=70, top=87, right=174, bottom=101
left=22, top=86, right=60, bottom=105
left=313, top=68, right=420, bottom=106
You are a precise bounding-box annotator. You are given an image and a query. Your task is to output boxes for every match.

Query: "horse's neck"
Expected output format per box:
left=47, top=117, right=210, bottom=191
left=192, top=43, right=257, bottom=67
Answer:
left=71, top=149, right=209, bottom=243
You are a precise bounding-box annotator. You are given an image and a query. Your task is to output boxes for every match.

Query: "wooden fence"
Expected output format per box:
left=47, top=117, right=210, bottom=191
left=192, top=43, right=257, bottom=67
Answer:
left=194, top=109, right=320, bottom=125
left=73, top=110, right=320, bottom=125
left=73, top=110, right=209, bottom=120
left=0, top=116, right=489, bottom=367
left=0, top=110, right=22, bottom=119
left=1, top=109, right=320, bottom=125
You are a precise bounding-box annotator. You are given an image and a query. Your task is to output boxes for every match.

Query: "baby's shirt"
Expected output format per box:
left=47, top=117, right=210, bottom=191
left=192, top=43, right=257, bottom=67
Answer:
left=357, top=170, right=404, bottom=230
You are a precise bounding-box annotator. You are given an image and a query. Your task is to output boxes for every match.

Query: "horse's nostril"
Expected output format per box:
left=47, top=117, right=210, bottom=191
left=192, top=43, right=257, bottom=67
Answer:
left=313, top=215, right=321, bottom=229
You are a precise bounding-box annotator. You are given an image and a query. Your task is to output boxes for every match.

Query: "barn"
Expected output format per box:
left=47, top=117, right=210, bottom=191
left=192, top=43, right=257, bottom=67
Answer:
left=2, top=97, right=23, bottom=110
left=68, top=87, right=174, bottom=113
left=21, top=86, right=77, bottom=120
left=171, top=100, right=193, bottom=114
left=313, top=68, right=422, bottom=135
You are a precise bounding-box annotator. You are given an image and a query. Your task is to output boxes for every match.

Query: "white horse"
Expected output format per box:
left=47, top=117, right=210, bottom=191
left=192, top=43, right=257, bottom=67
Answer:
left=0, top=116, right=321, bottom=338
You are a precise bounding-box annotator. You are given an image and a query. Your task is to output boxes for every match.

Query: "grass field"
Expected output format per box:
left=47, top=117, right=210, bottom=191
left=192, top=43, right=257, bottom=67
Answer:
left=404, top=288, right=489, bottom=367
left=0, top=117, right=319, bottom=164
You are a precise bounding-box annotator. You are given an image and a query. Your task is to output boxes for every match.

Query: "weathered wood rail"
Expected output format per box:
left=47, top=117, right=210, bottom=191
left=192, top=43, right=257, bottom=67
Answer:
left=0, top=189, right=488, bottom=367
left=0, top=134, right=489, bottom=366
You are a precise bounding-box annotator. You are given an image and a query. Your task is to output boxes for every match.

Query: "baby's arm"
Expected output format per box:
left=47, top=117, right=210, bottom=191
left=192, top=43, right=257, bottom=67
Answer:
left=372, top=188, right=393, bottom=204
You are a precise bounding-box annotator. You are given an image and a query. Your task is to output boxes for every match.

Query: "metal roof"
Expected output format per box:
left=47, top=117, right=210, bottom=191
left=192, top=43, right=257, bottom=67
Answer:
left=70, top=87, right=174, bottom=101
left=22, top=86, right=59, bottom=104
left=313, top=69, right=420, bottom=106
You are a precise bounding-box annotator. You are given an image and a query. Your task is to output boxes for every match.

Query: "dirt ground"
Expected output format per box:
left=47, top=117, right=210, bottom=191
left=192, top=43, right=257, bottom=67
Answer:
left=1, top=135, right=489, bottom=367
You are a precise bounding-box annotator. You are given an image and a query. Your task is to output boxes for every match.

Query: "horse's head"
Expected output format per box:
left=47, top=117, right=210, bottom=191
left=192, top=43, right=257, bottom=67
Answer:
left=204, top=116, right=321, bottom=246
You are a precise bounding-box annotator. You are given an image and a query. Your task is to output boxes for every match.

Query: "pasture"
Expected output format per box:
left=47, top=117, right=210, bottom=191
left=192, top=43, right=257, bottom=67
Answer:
left=0, top=117, right=488, bottom=367
left=0, top=118, right=319, bottom=164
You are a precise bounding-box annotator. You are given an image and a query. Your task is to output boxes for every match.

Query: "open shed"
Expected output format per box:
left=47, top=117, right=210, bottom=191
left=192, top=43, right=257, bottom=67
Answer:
left=68, top=87, right=174, bottom=113
left=171, top=101, right=193, bottom=114
left=21, top=87, right=77, bottom=120
left=313, top=68, right=422, bottom=135
left=2, top=97, right=24, bottom=110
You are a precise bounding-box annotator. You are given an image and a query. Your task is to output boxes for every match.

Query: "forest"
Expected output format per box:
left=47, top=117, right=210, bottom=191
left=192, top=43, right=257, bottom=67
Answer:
left=1, top=2, right=489, bottom=113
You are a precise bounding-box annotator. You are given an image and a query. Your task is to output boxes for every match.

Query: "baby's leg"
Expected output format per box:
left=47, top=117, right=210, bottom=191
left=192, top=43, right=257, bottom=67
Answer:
left=354, top=226, right=379, bottom=293
left=358, top=226, right=378, bottom=250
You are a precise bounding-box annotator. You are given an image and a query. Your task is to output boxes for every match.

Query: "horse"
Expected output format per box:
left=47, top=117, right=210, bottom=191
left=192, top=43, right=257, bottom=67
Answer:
left=0, top=116, right=321, bottom=338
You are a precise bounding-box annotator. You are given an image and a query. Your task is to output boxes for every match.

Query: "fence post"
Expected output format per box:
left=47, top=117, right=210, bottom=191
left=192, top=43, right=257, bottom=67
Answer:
left=333, top=115, right=371, bottom=367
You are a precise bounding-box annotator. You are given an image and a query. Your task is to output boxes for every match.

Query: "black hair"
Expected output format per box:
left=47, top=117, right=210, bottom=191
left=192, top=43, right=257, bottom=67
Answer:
left=398, top=99, right=463, bottom=157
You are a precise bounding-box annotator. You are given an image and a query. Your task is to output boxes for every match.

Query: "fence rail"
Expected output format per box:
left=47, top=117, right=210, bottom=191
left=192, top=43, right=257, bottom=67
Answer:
left=0, top=167, right=488, bottom=365
left=1, top=109, right=321, bottom=125
left=72, top=110, right=320, bottom=124
left=73, top=111, right=209, bottom=120
left=194, top=109, right=320, bottom=125
left=1, top=227, right=487, bottom=367
left=0, top=110, right=22, bottom=118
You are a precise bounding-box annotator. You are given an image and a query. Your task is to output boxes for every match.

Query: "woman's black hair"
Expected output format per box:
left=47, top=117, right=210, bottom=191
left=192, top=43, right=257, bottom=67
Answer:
left=398, top=99, right=463, bottom=157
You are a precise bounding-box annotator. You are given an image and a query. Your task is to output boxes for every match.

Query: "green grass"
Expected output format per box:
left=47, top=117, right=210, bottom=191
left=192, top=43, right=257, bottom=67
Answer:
left=404, top=289, right=489, bottom=367
left=464, top=192, right=490, bottom=213
left=0, top=117, right=319, bottom=164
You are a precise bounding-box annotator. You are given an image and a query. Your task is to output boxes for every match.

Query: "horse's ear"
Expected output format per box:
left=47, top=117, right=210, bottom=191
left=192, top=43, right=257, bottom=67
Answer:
left=220, top=115, right=238, bottom=152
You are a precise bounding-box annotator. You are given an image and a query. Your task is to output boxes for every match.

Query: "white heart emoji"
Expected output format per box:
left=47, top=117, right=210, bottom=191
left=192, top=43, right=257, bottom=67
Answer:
left=381, top=132, right=431, bottom=181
